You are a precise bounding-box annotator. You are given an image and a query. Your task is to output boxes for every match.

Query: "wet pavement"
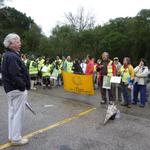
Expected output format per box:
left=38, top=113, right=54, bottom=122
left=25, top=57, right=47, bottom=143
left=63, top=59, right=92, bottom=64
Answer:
left=0, top=85, right=150, bottom=150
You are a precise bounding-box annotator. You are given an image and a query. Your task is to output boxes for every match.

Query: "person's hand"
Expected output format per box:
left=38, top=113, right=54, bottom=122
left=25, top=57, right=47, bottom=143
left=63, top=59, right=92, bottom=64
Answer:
left=139, top=61, right=144, bottom=68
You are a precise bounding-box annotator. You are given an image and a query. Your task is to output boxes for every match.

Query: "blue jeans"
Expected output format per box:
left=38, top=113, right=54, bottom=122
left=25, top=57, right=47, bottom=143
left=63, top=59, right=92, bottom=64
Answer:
left=122, top=84, right=131, bottom=104
left=56, top=74, right=61, bottom=86
left=133, top=82, right=147, bottom=106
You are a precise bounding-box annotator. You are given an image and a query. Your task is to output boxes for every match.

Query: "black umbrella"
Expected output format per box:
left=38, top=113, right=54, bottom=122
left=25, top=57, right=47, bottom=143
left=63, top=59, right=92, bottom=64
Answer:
left=26, top=101, right=36, bottom=115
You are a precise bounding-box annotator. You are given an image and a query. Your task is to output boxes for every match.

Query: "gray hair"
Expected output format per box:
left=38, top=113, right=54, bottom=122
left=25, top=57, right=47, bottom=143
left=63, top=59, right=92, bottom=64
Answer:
left=102, top=52, right=109, bottom=56
left=3, top=33, right=20, bottom=48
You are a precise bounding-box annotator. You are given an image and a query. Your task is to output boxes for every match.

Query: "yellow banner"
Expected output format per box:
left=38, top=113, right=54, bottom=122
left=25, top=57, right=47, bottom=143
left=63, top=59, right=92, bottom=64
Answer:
left=63, top=72, right=94, bottom=95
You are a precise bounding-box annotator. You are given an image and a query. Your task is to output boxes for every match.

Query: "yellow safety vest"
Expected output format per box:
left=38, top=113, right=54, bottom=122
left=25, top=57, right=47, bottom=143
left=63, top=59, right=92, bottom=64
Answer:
left=29, top=61, right=38, bottom=75
left=55, top=59, right=62, bottom=64
left=120, top=66, right=130, bottom=84
left=42, top=64, right=51, bottom=77
left=94, top=64, right=97, bottom=72
left=66, top=61, right=73, bottom=73
left=107, top=61, right=113, bottom=77
left=38, top=59, right=45, bottom=71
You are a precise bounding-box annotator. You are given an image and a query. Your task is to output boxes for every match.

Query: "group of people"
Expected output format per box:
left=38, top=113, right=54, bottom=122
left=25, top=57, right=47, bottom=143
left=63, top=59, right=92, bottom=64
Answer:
left=1, top=33, right=149, bottom=146
left=21, top=51, right=149, bottom=109
left=20, top=54, right=96, bottom=89
left=96, top=52, right=149, bottom=108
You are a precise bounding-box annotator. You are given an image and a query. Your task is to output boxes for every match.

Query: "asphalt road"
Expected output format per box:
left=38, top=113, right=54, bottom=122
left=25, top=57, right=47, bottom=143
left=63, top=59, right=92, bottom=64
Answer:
left=0, top=85, right=150, bottom=150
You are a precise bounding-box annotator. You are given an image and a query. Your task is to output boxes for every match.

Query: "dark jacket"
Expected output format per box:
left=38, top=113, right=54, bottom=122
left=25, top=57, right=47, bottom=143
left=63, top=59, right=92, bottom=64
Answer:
left=2, top=49, right=30, bottom=93
left=96, top=60, right=116, bottom=76
left=72, top=62, right=83, bottom=74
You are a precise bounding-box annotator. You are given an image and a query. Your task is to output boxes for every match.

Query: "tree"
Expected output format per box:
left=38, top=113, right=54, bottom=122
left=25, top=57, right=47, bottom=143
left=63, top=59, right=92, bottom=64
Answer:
left=0, top=7, right=43, bottom=54
left=1, top=6, right=150, bottom=66
left=137, top=9, right=150, bottom=19
left=65, top=7, right=95, bottom=31
left=49, top=25, right=77, bottom=57
left=22, top=24, right=42, bottom=53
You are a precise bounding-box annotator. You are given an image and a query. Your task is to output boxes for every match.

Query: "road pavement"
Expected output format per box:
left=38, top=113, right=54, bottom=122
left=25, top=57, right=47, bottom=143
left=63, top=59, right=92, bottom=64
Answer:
left=0, top=86, right=150, bottom=150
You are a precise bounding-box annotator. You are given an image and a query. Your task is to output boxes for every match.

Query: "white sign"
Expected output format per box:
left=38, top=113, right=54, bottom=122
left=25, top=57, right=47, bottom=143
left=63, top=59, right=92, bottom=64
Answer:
left=50, top=68, right=59, bottom=80
left=110, top=76, right=121, bottom=84
left=41, top=66, right=48, bottom=72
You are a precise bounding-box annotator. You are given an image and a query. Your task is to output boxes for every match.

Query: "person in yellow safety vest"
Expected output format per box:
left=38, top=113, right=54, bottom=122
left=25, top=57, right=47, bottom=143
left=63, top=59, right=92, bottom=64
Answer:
left=37, top=57, right=45, bottom=86
left=55, top=55, right=63, bottom=74
left=96, top=52, right=116, bottom=105
left=63, top=56, right=73, bottom=73
left=61, top=56, right=66, bottom=70
left=29, top=59, right=38, bottom=90
left=38, top=57, right=45, bottom=71
left=54, top=61, right=62, bottom=86
left=55, top=56, right=62, bottom=65
left=119, top=57, right=135, bottom=108
left=41, top=59, right=52, bottom=89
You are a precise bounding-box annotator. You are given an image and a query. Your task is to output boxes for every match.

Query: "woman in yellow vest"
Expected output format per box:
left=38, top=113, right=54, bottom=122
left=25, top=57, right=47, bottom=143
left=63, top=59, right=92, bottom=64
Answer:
left=29, top=58, right=38, bottom=90
left=41, top=59, right=52, bottom=89
left=63, top=56, right=73, bottom=73
left=119, top=57, right=135, bottom=108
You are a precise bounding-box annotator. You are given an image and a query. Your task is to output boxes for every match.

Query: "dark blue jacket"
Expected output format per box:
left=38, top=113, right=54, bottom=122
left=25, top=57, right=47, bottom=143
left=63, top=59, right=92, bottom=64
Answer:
left=2, top=49, right=30, bottom=93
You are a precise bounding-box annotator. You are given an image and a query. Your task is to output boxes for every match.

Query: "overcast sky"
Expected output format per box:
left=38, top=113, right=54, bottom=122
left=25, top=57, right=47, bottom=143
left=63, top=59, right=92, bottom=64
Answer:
left=6, top=0, right=150, bottom=36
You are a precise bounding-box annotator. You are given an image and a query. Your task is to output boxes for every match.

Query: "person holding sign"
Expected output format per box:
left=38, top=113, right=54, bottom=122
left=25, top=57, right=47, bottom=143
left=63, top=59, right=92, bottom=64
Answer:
left=97, top=52, right=116, bottom=105
left=41, top=59, right=52, bottom=88
left=112, top=57, right=122, bottom=101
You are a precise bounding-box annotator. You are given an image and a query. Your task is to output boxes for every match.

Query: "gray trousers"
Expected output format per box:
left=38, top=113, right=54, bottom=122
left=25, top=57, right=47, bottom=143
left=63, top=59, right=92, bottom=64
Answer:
left=7, top=90, right=27, bottom=141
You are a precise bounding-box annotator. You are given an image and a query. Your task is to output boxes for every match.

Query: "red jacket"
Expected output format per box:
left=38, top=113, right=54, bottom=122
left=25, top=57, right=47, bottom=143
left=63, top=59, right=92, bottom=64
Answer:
left=85, top=60, right=94, bottom=75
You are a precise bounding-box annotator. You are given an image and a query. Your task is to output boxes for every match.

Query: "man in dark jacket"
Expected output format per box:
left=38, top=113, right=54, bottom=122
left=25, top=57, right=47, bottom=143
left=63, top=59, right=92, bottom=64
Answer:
left=97, top=52, right=116, bottom=105
left=2, top=33, right=30, bottom=146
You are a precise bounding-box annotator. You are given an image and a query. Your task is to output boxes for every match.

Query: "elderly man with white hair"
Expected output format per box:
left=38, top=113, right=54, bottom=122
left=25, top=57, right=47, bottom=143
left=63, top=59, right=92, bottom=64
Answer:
left=2, top=33, right=30, bottom=145
left=96, top=52, right=116, bottom=105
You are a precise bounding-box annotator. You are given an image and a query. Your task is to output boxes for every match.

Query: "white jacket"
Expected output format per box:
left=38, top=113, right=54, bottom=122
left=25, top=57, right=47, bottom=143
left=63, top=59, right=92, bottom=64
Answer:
left=134, top=66, right=149, bottom=85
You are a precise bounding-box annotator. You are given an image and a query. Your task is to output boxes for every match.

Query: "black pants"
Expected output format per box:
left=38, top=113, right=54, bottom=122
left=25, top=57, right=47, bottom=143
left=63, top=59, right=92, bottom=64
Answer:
left=42, top=77, right=50, bottom=86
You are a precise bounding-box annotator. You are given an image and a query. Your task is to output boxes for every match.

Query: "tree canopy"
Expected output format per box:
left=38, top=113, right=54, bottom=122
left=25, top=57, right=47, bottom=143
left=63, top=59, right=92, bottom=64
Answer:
left=0, top=7, right=150, bottom=65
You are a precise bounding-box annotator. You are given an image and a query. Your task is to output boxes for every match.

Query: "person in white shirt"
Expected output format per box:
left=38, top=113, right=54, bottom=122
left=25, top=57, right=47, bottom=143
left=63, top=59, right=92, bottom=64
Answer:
left=80, top=59, right=87, bottom=74
left=133, top=58, right=149, bottom=107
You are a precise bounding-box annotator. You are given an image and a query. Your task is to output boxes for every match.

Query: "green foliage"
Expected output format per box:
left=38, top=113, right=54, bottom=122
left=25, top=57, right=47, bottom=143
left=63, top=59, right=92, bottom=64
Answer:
left=0, top=7, right=150, bottom=66
left=0, top=7, right=42, bottom=54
